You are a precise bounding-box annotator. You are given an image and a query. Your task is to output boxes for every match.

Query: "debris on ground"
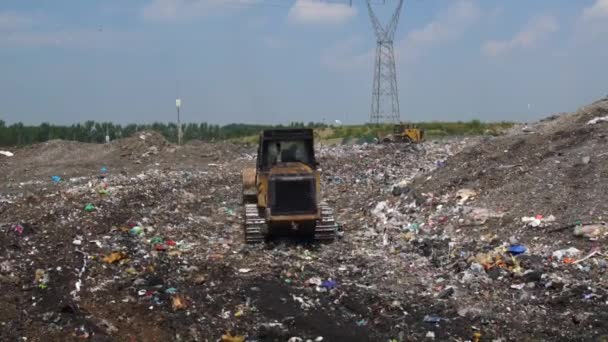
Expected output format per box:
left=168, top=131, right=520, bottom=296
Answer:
left=1, top=98, right=608, bottom=340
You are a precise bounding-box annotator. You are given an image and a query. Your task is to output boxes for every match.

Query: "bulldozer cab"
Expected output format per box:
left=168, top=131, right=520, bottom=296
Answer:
left=257, top=129, right=316, bottom=171
left=393, top=124, right=406, bottom=134
left=392, top=123, right=424, bottom=143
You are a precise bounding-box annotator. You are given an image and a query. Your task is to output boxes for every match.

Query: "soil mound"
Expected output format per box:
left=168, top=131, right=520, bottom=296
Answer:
left=117, top=131, right=172, bottom=159
left=6, top=140, right=111, bottom=166
left=412, top=96, right=608, bottom=228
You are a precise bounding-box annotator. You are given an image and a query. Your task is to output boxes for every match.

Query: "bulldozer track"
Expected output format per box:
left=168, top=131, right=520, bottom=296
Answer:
left=243, top=202, right=339, bottom=243
left=244, top=203, right=266, bottom=243
left=315, top=202, right=340, bottom=241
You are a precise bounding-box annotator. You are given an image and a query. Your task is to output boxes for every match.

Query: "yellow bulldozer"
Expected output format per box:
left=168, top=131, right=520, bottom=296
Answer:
left=378, top=123, right=425, bottom=144
left=241, top=129, right=338, bottom=243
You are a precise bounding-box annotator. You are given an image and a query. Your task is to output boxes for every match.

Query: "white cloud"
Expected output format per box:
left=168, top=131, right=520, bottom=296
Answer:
left=396, top=0, right=480, bottom=64
left=482, top=15, right=558, bottom=57
left=288, top=0, right=356, bottom=25
left=405, top=0, right=481, bottom=45
left=142, top=0, right=257, bottom=21
left=583, top=0, right=608, bottom=20
left=322, top=0, right=481, bottom=71
left=321, top=36, right=372, bottom=70
left=0, top=11, right=34, bottom=31
left=573, top=0, right=608, bottom=42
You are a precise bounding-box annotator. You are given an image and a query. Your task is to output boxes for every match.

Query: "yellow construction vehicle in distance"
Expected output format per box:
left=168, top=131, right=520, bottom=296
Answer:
left=378, top=123, right=425, bottom=144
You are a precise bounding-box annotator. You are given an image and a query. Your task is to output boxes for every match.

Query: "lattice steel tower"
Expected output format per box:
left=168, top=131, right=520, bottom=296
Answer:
left=366, top=0, right=404, bottom=124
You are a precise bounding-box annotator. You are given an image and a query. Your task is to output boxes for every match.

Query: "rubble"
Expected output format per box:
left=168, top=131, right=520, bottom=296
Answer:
left=1, top=99, right=608, bottom=340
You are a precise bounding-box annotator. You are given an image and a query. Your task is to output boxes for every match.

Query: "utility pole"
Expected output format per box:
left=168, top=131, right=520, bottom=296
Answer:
left=176, top=98, right=182, bottom=145
left=105, top=124, right=110, bottom=144
left=366, top=0, right=404, bottom=124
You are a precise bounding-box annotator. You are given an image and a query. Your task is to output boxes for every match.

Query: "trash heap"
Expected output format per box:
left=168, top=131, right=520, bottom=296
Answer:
left=357, top=97, right=608, bottom=340
left=1, top=98, right=608, bottom=341
left=118, top=130, right=174, bottom=160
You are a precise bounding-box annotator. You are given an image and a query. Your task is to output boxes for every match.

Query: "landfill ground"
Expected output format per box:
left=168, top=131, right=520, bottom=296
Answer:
left=2, top=98, right=608, bottom=342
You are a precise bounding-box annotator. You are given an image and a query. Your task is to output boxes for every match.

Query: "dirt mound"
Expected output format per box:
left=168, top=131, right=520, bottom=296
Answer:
left=12, top=140, right=112, bottom=166
left=116, top=131, right=172, bottom=159
left=0, top=140, right=115, bottom=193
left=0, top=139, right=112, bottom=174
left=412, top=97, right=608, bottom=230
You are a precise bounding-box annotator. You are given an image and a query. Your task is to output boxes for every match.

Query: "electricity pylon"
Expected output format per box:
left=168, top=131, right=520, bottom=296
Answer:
left=366, top=0, right=404, bottom=124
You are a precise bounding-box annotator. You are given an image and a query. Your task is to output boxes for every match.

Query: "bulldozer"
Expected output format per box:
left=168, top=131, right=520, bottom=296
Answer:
left=241, top=128, right=339, bottom=243
left=378, top=123, right=425, bottom=144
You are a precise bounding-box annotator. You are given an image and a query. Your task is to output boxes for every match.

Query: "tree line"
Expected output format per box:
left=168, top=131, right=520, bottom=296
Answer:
left=0, top=119, right=514, bottom=147
left=0, top=120, right=328, bottom=146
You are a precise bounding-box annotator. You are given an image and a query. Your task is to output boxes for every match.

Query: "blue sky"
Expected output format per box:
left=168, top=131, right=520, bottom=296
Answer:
left=0, top=0, right=607, bottom=125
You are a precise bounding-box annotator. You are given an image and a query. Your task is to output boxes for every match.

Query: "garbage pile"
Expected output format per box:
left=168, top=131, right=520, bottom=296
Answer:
left=0, top=135, right=474, bottom=341
left=2, top=98, right=608, bottom=341
left=117, top=130, right=174, bottom=160
left=410, top=96, right=608, bottom=234
left=358, top=97, right=608, bottom=340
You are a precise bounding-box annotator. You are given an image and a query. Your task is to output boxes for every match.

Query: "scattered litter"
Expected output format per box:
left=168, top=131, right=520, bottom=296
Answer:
left=35, top=269, right=50, bottom=286
left=13, top=224, right=24, bottom=235
left=455, top=188, right=477, bottom=204
left=221, top=333, right=245, bottom=342
left=149, top=236, right=163, bottom=244
left=0, top=150, right=14, bottom=157
left=573, top=224, right=607, bottom=239
left=507, top=244, right=527, bottom=255
left=171, top=294, right=188, bottom=311
left=510, top=283, right=526, bottom=290
left=320, top=280, right=337, bottom=289
left=587, top=115, right=608, bottom=125
left=437, top=286, right=455, bottom=299
left=356, top=319, right=368, bottom=326
left=71, top=252, right=88, bottom=300
left=130, top=226, right=144, bottom=236
left=102, top=251, right=127, bottom=264
left=552, top=247, right=581, bottom=261
left=0, top=101, right=607, bottom=340
left=521, top=215, right=555, bottom=227
left=574, top=248, right=602, bottom=264
left=423, top=315, right=444, bottom=324
left=306, top=277, right=323, bottom=286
